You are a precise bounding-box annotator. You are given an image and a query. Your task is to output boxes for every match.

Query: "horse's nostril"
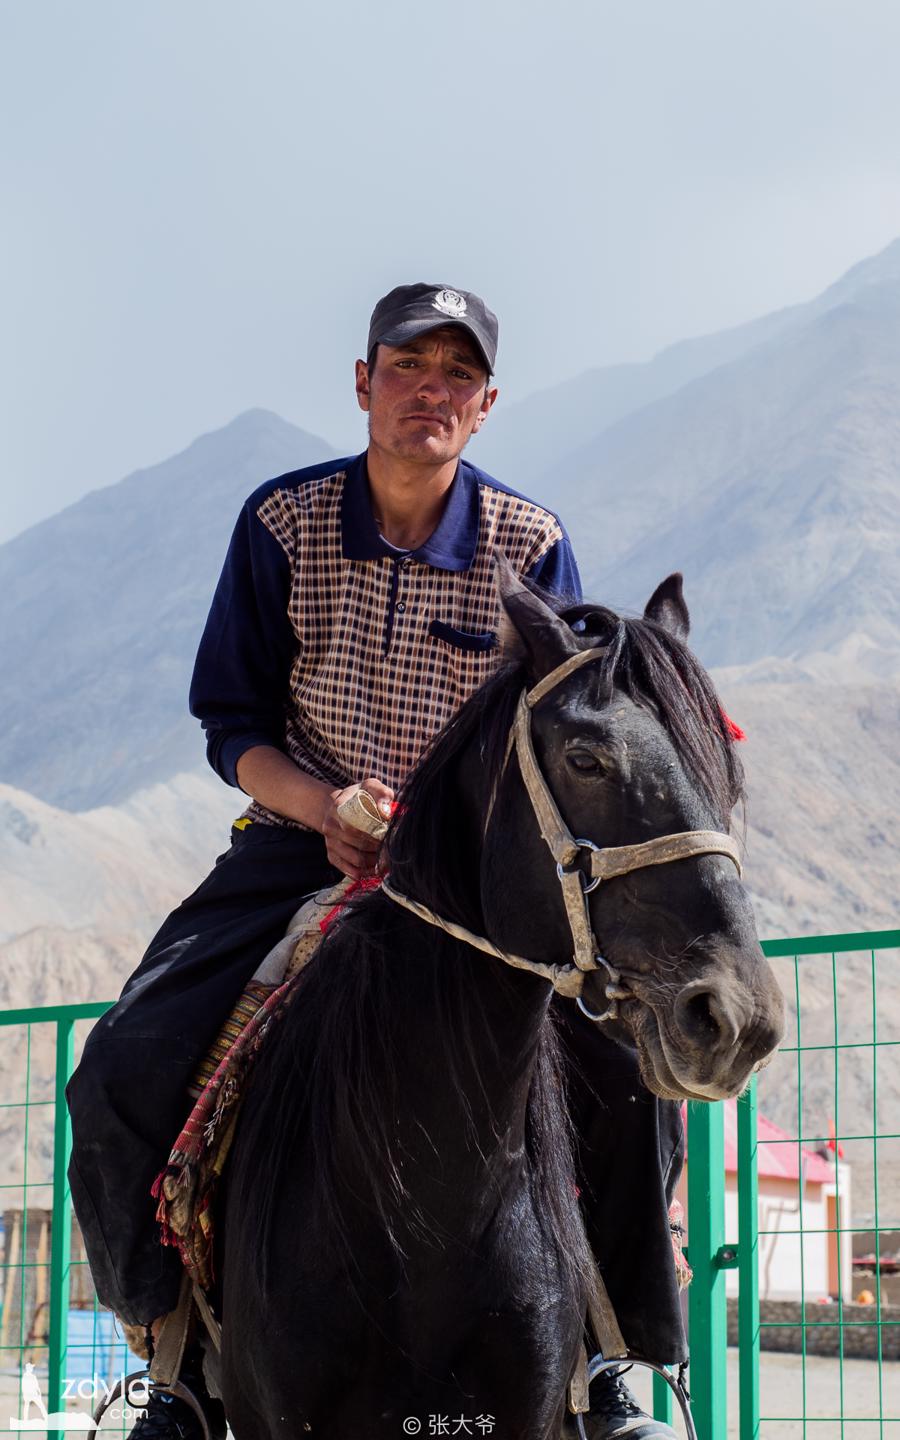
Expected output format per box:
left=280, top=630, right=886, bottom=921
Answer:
left=675, top=986, right=740, bottom=1050
left=684, top=992, right=718, bottom=1038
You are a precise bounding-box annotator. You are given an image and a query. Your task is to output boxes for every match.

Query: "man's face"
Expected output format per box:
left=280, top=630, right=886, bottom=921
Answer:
left=355, top=326, right=497, bottom=467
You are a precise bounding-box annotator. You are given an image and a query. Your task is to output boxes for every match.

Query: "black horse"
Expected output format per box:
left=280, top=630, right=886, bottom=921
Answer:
left=217, top=568, right=784, bottom=1440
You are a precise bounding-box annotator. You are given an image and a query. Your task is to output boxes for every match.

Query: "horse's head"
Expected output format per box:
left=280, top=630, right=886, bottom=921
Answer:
left=482, top=563, right=785, bottom=1102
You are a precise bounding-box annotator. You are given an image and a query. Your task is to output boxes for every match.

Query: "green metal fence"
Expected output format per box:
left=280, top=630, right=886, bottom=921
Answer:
left=1, top=929, right=898, bottom=1437
left=0, top=1002, right=125, bottom=1437
left=686, top=929, right=900, bottom=1440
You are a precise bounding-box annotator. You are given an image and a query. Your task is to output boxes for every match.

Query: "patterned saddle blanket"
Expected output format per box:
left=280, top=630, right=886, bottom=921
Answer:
left=151, top=873, right=381, bottom=1290
left=152, top=789, right=392, bottom=1291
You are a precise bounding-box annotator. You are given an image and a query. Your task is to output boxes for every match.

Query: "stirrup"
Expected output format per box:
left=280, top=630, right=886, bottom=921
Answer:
left=574, top=1355, right=698, bottom=1440
left=92, top=1372, right=214, bottom=1439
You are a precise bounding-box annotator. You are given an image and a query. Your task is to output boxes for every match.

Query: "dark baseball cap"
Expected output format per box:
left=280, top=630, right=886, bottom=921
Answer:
left=367, top=283, right=498, bottom=374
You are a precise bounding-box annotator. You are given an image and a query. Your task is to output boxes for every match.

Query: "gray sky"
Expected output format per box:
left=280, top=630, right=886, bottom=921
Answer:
left=3, top=0, right=900, bottom=541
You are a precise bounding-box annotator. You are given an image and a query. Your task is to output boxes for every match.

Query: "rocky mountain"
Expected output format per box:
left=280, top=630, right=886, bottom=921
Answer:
left=0, top=774, right=237, bottom=948
left=0, top=773, right=239, bottom=1190
left=525, top=248, right=900, bottom=674
left=0, top=410, right=334, bottom=809
left=713, top=676, right=900, bottom=938
left=472, top=282, right=810, bottom=492
left=474, top=236, right=900, bottom=503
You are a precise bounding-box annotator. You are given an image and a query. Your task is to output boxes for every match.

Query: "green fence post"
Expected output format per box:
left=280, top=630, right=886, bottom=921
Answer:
left=737, top=1080, right=759, bottom=1440
left=688, top=1100, right=727, bottom=1440
left=47, top=1017, right=75, bottom=1431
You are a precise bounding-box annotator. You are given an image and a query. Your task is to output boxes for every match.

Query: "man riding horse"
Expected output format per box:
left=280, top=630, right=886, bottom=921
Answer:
left=68, top=283, right=689, bottom=1439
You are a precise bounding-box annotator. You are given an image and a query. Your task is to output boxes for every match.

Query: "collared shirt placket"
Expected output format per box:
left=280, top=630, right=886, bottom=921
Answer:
left=382, top=554, right=414, bottom=657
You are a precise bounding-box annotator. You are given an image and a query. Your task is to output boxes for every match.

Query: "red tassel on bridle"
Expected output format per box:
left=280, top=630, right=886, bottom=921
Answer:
left=721, top=710, right=746, bottom=742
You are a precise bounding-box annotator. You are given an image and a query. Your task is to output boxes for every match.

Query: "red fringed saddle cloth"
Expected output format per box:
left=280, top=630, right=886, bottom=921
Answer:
left=151, top=878, right=370, bottom=1290
left=151, top=966, right=305, bottom=1289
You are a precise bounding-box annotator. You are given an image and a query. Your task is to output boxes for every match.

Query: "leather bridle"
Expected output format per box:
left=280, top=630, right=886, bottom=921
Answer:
left=383, top=644, right=742, bottom=1023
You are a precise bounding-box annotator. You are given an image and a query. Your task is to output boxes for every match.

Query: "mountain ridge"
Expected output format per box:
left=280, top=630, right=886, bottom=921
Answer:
left=472, top=236, right=900, bottom=491
left=0, top=411, right=335, bottom=807
left=534, top=289, right=900, bottom=671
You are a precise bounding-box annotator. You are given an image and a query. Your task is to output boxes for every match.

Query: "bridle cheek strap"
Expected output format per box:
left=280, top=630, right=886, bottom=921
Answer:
left=513, top=691, right=597, bottom=974
left=384, top=645, right=743, bottom=1013
left=514, top=655, right=743, bottom=1009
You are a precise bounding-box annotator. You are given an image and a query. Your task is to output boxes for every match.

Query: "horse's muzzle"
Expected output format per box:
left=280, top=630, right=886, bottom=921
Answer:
left=624, top=953, right=785, bottom=1101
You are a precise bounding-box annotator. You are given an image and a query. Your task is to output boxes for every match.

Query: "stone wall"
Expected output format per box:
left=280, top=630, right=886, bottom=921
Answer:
left=726, top=1298, right=900, bottom=1359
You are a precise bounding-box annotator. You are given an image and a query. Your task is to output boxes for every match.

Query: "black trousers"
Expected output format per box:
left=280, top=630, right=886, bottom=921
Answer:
left=67, top=823, right=686, bottom=1362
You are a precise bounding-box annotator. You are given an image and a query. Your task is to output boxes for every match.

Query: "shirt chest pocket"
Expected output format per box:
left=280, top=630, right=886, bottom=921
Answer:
left=427, top=619, right=498, bottom=653
left=426, top=619, right=500, bottom=707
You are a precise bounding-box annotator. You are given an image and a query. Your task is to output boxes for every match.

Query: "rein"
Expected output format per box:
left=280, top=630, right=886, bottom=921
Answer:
left=383, top=643, right=741, bottom=1022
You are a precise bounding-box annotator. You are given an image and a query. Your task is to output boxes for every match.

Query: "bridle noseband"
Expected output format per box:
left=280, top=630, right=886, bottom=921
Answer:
left=383, top=644, right=742, bottom=1022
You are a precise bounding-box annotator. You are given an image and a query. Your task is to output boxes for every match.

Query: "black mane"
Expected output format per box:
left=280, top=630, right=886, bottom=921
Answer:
left=565, top=602, right=744, bottom=820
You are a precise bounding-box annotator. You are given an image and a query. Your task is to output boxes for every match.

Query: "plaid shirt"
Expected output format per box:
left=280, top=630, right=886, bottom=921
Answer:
left=191, top=452, right=581, bottom=827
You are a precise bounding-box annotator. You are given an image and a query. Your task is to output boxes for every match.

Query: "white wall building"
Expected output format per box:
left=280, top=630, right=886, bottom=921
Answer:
left=678, top=1099, right=852, bottom=1302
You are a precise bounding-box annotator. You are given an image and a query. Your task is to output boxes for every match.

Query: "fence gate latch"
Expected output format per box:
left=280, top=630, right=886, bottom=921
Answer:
left=714, top=1244, right=739, bottom=1269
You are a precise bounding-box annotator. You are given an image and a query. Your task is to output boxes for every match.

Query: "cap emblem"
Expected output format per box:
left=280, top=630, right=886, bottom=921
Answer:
left=432, top=288, right=468, bottom=318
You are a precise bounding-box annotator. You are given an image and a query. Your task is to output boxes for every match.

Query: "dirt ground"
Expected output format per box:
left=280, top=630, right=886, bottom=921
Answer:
left=627, top=1348, right=900, bottom=1438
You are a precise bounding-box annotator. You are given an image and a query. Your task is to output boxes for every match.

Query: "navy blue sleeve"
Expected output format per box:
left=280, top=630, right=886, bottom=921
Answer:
left=189, top=496, right=297, bottom=788
left=524, top=533, right=583, bottom=604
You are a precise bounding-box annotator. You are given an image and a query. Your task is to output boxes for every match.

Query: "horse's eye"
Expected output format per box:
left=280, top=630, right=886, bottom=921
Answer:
left=567, top=749, right=603, bottom=774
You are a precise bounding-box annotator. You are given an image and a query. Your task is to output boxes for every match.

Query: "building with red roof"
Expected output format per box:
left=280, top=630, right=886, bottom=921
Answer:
left=676, top=1099, right=852, bottom=1301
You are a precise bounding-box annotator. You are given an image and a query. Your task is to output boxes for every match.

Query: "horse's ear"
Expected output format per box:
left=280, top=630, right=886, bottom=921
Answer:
left=494, top=554, right=580, bottom=677
left=644, top=573, right=690, bottom=641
